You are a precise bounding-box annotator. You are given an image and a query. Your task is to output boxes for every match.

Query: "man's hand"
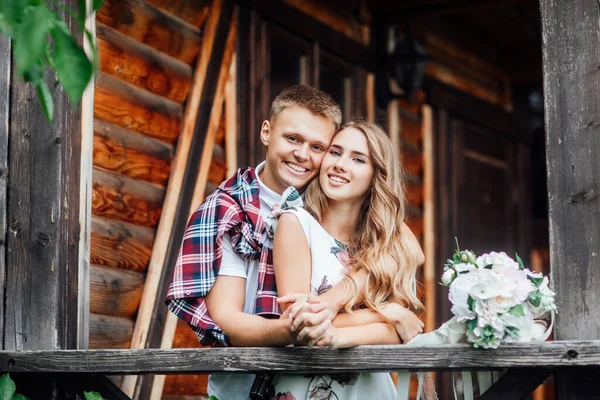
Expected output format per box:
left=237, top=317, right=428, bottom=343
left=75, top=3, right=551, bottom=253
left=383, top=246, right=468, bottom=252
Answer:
left=382, top=302, right=424, bottom=343
left=277, top=293, right=335, bottom=346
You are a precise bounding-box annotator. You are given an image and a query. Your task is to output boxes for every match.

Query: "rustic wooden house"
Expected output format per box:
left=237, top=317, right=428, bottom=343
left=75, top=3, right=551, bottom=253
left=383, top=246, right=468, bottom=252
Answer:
left=0, top=0, right=598, bottom=399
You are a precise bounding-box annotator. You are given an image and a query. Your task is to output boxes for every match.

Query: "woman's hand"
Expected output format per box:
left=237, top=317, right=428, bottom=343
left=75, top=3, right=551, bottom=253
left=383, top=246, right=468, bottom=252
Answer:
left=382, top=302, right=424, bottom=343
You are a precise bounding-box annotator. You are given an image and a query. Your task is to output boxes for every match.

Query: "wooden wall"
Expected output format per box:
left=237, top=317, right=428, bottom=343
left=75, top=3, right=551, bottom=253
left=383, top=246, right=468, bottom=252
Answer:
left=89, top=0, right=225, bottom=351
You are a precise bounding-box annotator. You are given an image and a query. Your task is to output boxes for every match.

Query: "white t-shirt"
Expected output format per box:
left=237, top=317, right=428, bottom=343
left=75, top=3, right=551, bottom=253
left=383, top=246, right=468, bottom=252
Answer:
left=207, top=162, right=282, bottom=399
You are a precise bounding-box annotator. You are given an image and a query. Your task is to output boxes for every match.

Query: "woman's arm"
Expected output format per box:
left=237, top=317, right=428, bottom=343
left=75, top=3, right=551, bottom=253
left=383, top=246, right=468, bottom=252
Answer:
left=314, top=323, right=401, bottom=348
left=273, top=213, right=312, bottom=311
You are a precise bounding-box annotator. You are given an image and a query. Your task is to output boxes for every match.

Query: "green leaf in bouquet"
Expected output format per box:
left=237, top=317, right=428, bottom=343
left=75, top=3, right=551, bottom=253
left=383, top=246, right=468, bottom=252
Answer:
left=506, top=325, right=520, bottom=339
left=484, top=264, right=493, bottom=270
left=13, top=5, right=53, bottom=76
left=467, top=295, right=475, bottom=311
left=482, top=325, right=494, bottom=337
left=84, top=391, right=104, bottom=400
left=529, top=291, right=542, bottom=307
left=12, top=394, right=29, bottom=400
left=35, top=79, right=54, bottom=122
left=50, top=23, right=93, bottom=104
left=467, top=318, right=477, bottom=333
left=0, top=0, right=31, bottom=26
left=527, top=275, right=543, bottom=287
left=515, top=253, right=525, bottom=270
left=0, top=373, right=16, bottom=400
left=508, top=304, right=525, bottom=317
left=453, top=253, right=462, bottom=263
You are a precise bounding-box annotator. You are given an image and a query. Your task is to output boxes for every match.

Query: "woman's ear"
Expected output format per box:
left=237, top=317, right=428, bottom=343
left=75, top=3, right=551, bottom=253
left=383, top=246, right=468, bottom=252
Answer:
left=260, top=120, right=271, bottom=146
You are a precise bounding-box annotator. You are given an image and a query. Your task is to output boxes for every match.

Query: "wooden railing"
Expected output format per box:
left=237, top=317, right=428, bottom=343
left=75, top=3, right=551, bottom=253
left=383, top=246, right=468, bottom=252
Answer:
left=2, top=341, right=600, bottom=399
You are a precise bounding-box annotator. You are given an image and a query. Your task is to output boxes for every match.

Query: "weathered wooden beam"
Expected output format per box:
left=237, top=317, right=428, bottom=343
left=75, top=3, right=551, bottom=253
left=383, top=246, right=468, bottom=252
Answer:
left=90, top=217, right=155, bottom=272
left=97, top=0, right=202, bottom=65
left=89, top=314, right=134, bottom=349
left=145, top=0, right=211, bottom=28
left=4, top=0, right=85, bottom=351
left=1, top=341, right=600, bottom=374
left=0, top=33, right=10, bottom=350
left=90, top=264, right=144, bottom=318
left=93, top=119, right=173, bottom=186
left=480, top=369, right=552, bottom=400
left=92, top=168, right=165, bottom=228
left=422, top=105, right=435, bottom=331
left=541, top=1, right=600, bottom=399
left=94, top=73, right=182, bottom=145
left=97, top=24, right=192, bottom=104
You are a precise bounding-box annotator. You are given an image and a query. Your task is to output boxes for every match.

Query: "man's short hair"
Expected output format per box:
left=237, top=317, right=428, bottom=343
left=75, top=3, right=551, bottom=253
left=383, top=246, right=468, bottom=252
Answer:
left=269, top=85, right=342, bottom=129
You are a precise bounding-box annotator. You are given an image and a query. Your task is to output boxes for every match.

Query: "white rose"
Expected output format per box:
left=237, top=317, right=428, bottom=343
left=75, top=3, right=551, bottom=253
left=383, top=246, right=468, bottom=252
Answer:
left=475, top=300, right=506, bottom=332
left=468, top=269, right=503, bottom=301
left=449, top=270, right=488, bottom=317
left=441, top=269, right=457, bottom=285
left=487, top=294, right=519, bottom=314
left=497, top=268, right=535, bottom=303
left=476, top=251, right=520, bottom=270
left=501, top=311, right=534, bottom=342
left=453, top=263, right=475, bottom=273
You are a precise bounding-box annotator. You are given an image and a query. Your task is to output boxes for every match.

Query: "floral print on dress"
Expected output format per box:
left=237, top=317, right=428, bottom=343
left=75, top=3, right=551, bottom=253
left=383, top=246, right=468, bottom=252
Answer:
left=272, top=392, right=297, bottom=400
left=265, top=187, right=304, bottom=238
left=314, top=275, right=333, bottom=295
left=330, top=239, right=350, bottom=269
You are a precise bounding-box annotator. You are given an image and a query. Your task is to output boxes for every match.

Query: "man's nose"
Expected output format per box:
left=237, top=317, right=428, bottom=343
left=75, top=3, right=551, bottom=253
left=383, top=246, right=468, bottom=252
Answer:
left=294, top=144, right=309, bottom=161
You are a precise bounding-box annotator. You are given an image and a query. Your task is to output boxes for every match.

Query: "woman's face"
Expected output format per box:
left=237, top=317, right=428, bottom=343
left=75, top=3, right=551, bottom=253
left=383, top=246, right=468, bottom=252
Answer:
left=319, top=127, right=375, bottom=204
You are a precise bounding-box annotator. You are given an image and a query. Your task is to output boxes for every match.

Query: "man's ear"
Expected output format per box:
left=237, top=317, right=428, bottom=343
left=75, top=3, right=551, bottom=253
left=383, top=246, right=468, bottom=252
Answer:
left=260, top=120, right=271, bottom=146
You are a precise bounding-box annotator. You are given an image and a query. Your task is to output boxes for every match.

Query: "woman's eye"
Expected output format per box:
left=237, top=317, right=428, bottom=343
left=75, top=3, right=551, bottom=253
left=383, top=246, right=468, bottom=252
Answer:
left=330, top=150, right=341, bottom=156
left=354, top=158, right=365, bottom=164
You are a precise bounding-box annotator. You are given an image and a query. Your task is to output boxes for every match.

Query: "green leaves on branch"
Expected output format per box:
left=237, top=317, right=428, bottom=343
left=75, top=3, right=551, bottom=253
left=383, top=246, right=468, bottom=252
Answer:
left=0, top=374, right=28, bottom=400
left=0, top=0, right=106, bottom=121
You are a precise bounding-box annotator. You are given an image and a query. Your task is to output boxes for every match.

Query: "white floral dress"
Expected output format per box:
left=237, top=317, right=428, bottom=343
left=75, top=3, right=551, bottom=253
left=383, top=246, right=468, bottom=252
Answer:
left=268, top=188, right=397, bottom=400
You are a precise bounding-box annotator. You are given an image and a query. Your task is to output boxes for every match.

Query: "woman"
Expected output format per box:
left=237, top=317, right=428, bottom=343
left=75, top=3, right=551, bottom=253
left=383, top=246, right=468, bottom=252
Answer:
left=269, top=121, right=425, bottom=400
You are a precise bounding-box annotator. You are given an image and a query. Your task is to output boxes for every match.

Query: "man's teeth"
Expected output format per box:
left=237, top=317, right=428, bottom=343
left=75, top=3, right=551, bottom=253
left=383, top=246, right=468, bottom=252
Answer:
left=330, top=176, right=349, bottom=184
left=286, top=162, right=307, bottom=173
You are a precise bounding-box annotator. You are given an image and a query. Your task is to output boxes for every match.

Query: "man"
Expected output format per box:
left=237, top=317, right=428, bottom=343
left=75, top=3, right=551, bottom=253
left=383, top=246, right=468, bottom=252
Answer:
left=166, top=85, right=347, bottom=399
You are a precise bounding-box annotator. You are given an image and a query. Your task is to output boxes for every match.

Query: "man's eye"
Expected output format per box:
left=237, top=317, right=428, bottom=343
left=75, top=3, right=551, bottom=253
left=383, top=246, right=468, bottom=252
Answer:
left=330, top=150, right=341, bottom=156
left=312, top=145, right=324, bottom=152
left=288, top=136, right=298, bottom=142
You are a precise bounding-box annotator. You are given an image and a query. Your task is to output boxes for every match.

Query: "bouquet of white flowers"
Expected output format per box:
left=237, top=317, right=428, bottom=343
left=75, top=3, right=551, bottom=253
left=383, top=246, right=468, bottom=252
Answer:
left=440, top=244, right=556, bottom=349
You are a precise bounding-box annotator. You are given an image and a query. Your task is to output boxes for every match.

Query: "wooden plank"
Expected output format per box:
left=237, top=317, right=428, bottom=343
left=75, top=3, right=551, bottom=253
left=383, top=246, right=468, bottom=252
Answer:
left=94, top=73, right=182, bottom=145
left=479, top=369, right=551, bottom=400
left=366, top=73, right=375, bottom=123
left=400, top=115, right=423, bottom=147
left=540, top=1, right=600, bottom=398
left=387, top=100, right=400, bottom=154
left=89, top=314, right=134, bottom=349
left=0, top=33, right=9, bottom=350
left=93, top=119, right=173, bottom=186
left=5, top=0, right=83, bottom=351
left=92, top=168, right=165, bottom=228
left=406, top=182, right=424, bottom=207
left=402, top=145, right=423, bottom=177
left=225, top=54, right=238, bottom=177
left=97, top=0, right=202, bottom=65
left=90, top=264, right=145, bottom=318
left=3, top=341, right=600, bottom=374
left=145, top=9, right=238, bottom=399
left=422, top=105, right=435, bottom=332
left=122, top=0, right=234, bottom=396
left=97, top=24, right=192, bottom=104
left=145, top=0, right=211, bottom=28
left=90, top=217, right=155, bottom=272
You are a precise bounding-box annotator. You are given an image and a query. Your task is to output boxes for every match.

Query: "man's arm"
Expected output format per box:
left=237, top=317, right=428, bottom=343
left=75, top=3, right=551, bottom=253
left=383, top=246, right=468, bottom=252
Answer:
left=205, top=275, right=295, bottom=346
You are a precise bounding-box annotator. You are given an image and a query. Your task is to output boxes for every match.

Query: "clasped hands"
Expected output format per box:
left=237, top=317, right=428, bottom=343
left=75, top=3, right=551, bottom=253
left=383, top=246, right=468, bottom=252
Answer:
left=277, top=293, right=424, bottom=348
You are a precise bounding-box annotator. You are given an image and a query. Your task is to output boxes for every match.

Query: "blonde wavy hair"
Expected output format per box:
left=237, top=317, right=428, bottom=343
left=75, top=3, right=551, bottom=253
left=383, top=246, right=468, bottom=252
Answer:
left=304, top=120, right=424, bottom=315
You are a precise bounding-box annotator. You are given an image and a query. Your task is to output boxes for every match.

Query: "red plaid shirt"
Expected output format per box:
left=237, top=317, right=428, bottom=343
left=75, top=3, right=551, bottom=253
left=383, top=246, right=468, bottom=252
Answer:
left=165, top=167, right=281, bottom=346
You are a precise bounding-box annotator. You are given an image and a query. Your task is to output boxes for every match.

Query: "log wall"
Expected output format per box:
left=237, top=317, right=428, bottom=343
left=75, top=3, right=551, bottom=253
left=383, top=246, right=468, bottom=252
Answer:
left=89, top=0, right=223, bottom=353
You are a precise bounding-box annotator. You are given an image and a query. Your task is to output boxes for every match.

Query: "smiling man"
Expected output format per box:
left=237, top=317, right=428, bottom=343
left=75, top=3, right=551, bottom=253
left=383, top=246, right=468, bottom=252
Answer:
left=165, top=85, right=343, bottom=399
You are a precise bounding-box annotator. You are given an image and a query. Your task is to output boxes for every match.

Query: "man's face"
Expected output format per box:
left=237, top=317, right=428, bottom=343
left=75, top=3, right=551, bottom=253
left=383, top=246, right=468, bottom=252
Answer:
left=260, top=106, right=336, bottom=194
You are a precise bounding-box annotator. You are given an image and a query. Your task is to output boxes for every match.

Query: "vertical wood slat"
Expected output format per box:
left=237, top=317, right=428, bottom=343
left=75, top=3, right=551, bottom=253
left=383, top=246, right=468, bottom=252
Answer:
left=225, top=53, right=238, bottom=177
left=5, top=0, right=83, bottom=351
left=78, top=0, right=96, bottom=349
left=422, top=105, right=435, bottom=332
left=121, top=0, right=232, bottom=396
left=540, top=0, right=600, bottom=398
left=0, top=35, right=10, bottom=350
left=146, top=9, right=238, bottom=400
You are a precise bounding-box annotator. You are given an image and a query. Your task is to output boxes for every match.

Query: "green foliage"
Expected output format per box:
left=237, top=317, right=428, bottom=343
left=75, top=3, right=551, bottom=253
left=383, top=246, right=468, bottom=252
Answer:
left=0, top=0, right=105, bottom=121
left=0, top=374, right=29, bottom=400
left=84, top=391, right=105, bottom=400
left=508, top=304, right=525, bottom=317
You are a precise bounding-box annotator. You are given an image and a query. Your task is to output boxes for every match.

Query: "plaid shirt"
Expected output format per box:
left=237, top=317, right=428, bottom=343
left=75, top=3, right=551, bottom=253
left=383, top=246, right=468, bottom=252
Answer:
left=165, top=167, right=281, bottom=346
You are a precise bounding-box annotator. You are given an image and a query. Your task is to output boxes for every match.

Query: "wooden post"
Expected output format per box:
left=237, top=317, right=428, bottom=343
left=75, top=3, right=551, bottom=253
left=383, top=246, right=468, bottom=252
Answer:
left=0, top=35, right=9, bottom=350
left=4, top=0, right=88, bottom=352
left=540, top=0, right=600, bottom=398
